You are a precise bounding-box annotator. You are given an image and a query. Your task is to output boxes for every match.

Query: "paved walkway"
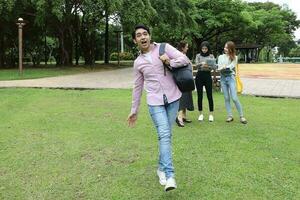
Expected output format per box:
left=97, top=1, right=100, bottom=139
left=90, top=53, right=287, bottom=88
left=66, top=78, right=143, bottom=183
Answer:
left=0, top=67, right=299, bottom=98
left=0, top=68, right=133, bottom=89
left=242, top=78, right=300, bottom=98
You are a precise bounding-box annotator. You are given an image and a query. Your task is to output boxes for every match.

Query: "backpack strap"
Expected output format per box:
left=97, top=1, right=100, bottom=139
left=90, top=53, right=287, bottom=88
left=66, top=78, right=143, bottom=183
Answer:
left=159, top=43, right=166, bottom=56
left=159, top=43, right=168, bottom=76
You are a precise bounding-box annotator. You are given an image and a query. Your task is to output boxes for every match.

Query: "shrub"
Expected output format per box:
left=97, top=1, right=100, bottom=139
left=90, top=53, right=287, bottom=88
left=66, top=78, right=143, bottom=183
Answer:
left=289, top=46, right=300, bottom=57
left=110, top=52, right=134, bottom=61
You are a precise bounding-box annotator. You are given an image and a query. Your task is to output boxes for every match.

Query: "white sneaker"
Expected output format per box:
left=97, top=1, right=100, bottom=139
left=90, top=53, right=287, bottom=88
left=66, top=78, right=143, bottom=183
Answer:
left=157, top=169, right=167, bottom=185
left=165, top=177, right=177, bottom=191
left=209, top=115, right=214, bottom=122
left=198, top=114, right=204, bottom=121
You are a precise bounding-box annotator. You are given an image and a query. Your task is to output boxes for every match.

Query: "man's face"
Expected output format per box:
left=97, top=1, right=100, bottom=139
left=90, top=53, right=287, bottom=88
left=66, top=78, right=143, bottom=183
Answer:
left=133, top=28, right=151, bottom=52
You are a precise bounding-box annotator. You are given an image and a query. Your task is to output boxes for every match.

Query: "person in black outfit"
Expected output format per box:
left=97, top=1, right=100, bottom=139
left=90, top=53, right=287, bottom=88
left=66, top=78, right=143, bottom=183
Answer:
left=175, top=40, right=194, bottom=127
left=195, top=41, right=216, bottom=122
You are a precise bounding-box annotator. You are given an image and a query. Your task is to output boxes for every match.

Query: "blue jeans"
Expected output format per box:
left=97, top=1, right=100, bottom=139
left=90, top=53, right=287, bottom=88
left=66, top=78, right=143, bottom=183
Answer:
left=220, top=75, right=244, bottom=117
left=148, top=100, right=179, bottom=179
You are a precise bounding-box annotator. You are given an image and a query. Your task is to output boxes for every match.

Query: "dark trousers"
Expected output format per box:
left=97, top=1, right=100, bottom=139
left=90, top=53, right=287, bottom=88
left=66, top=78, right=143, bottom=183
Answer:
left=195, top=71, right=214, bottom=112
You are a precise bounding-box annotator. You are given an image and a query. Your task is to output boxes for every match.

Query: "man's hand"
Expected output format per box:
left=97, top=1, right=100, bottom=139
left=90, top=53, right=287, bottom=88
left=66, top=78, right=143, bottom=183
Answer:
left=160, top=54, right=170, bottom=65
left=127, top=113, right=137, bottom=127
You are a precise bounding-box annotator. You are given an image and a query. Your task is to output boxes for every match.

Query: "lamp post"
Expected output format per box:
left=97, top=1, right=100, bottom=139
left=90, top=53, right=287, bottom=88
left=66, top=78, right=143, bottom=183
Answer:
left=16, top=18, right=26, bottom=75
left=120, top=30, right=124, bottom=53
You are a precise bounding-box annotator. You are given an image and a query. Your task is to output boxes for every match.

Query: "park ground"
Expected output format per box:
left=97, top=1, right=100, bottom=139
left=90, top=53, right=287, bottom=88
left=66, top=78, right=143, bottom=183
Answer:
left=0, top=88, right=299, bottom=199
left=0, top=63, right=299, bottom=199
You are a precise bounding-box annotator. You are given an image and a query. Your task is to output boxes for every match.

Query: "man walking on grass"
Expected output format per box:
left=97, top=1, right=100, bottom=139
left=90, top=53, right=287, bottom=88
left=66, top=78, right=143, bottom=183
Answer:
left=127, top=24, right=190, bottom=192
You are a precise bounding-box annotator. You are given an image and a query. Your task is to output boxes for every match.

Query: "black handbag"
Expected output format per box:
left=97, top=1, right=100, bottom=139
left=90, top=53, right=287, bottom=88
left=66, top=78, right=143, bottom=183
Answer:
left=159, top=43, right=195, bottom=93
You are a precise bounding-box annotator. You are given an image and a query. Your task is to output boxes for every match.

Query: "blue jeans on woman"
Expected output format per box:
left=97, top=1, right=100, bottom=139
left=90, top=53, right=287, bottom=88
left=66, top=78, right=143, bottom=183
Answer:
left=220, top=75, right=244, bottom=117
left=148, top=99, right=179, bottom=179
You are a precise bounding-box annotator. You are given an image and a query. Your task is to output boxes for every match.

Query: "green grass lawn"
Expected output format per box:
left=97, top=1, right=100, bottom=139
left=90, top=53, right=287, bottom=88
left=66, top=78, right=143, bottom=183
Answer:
left=0, top=62, right=133, bottom=81
left=0, top=89, right=299, bottom=199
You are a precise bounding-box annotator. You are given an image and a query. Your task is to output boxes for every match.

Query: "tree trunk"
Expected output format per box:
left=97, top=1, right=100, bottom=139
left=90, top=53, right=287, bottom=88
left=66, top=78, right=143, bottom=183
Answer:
left=83, top=32, right=96, bottom=66
left=90, top=31, right=96, bottom=65
left=266, top=48, right=271, bottom=62
left=0, top=33, right=4, bottom=68
left=257, top=48, right=262, bottom=62
left=80, top=27, right=95, bottom=65
left=104, top=4, right=109, bottom=64
left=57, top=26, right=73, bottom=66
left=57, top=31, right=65, bottom=66
left=75, top=13, right=80, bottom=65
left=44, top=32, right=48, bottom=65
left=67, top=26, right=73, bottom=65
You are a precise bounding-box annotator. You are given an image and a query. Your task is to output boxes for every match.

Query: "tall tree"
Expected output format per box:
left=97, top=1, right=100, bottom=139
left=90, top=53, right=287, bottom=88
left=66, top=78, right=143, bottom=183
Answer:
left=150, top=0, right=196, bottom=44
left=192, top=0, right=247, bottom=52
left=36, top=0, right=77, bottom=66
left=79, top=0, right=105, bottom=65
left=102, top=0, right=122, bottom=64
left=118, top=0, right=156, bottom=56
left=235, top=2, right=300, bottom=60
left=0, top=0, right=17, bottom=67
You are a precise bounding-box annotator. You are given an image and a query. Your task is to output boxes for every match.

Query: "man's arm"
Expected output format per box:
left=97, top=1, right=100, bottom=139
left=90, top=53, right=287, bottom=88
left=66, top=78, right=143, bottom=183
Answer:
left=164, top=43, right=190, bottom=68
left=128, top=63, right=144, bottom=127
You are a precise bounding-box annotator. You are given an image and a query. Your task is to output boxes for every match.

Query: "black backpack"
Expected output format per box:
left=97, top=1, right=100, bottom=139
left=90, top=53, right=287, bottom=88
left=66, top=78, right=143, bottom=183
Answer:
left=159, top=43, right=195, bottom=93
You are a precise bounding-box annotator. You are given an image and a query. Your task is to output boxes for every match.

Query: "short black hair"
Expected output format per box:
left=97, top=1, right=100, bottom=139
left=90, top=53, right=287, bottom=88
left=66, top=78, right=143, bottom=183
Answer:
left=132, top=24, right=150, bottom=39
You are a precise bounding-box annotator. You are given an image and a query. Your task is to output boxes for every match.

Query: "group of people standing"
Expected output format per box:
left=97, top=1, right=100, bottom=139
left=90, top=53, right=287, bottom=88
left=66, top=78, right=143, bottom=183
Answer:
left=127, top=24, right=247, bottom=192
left=175, top=40, right=247, bottom=127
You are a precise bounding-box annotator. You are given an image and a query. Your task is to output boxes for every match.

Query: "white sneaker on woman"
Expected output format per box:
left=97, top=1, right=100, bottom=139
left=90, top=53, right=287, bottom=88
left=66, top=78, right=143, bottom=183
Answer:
left=165, top=177, right=177, bottom=191
left=209, top=114, right=214, bottom=122
left=198, top=114, right=204, bottom=121
left=157, top=169, right=167, bottom=185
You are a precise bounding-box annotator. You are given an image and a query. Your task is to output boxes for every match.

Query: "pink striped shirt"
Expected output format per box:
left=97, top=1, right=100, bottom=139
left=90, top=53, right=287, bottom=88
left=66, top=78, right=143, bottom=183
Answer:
left=130, top=43, right=190, bottom=114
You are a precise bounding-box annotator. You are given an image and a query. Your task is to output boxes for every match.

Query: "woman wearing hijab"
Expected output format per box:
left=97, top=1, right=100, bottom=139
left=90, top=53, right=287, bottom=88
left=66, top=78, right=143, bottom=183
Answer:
left=195, top=41, right=216, bottom=122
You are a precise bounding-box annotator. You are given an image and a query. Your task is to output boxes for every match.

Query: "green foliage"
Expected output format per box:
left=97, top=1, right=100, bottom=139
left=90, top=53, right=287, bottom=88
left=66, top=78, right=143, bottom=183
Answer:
left=1, top=0, right=300, bottom=67
left=0, top=0, right=14, bottom=15
left=238, top=2, right=299, bottom=50
left=150, top=0, right=196, bottom=43
left=289, top=46, right=300, bottom=57
left=120, top=0, right=156, bottom=33
left=190, top=0, right=248, bottom=53
left=258, top=47, right=269, bottom=62
left=110, top=52, right=134, bottom=61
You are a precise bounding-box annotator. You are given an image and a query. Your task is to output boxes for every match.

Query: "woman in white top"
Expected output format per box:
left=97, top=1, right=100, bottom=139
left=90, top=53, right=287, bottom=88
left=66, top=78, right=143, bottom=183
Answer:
left=217, top=41, right=247, bottom=124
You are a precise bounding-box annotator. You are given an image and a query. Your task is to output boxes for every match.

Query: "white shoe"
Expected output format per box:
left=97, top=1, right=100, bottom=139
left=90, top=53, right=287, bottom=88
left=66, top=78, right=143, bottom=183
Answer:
left=209, top=115, right=214, bottom=122
left=198, top=114, right=204, bottom=121
left=157, top=169, right=167, bottom=185
left=165, top=177, right=177, bottom=192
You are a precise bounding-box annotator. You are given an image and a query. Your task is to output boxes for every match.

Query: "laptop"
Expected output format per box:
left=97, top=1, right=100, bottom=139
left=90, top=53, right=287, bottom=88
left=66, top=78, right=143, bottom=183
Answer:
left=206, top=58, right=216, bottom=66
